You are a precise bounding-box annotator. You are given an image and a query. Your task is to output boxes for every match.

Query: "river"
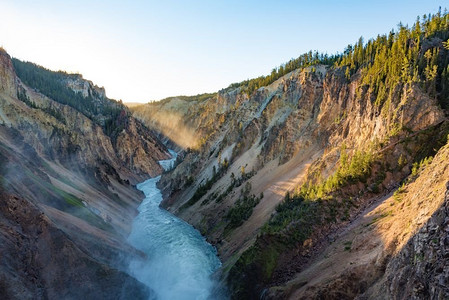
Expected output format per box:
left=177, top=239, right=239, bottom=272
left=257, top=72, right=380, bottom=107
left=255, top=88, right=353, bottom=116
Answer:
left=127, top=150, right=223, bottom=300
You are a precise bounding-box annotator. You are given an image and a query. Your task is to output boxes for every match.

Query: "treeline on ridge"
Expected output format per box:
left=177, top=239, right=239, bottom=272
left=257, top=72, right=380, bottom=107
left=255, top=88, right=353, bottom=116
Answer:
left=228, top=9, right=449, bottom=299
left=227, top=8, right=449, bottom=109
left=12, top=58, right=130, bottom=138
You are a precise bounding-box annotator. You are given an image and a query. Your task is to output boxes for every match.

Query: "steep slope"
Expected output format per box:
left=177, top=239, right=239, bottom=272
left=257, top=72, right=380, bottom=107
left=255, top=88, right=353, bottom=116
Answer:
left=11, top=58, right=169, bottom=181
left=0, top=48, right=170, bottom=299
left=132, top=12, right=449, bottom=299
left=130, top=93, right=217, bottom=149
left=137, top=65, right=447, bottom=298
left=0, top=190, right=149, bottom=299
left=274, top=138, right=449, bottom=299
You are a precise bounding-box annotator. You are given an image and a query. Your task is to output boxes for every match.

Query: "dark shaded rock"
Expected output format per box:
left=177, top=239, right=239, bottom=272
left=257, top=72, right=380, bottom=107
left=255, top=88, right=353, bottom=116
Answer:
left=384, top=185, right=449, bottom=299
left=0, top=191, right=151, bottom=300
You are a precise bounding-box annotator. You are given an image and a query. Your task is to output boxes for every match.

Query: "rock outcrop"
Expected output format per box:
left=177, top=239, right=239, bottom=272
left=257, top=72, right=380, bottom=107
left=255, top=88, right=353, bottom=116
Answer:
left=133, top=47, right=448, bottom=298
left=0, top=48, right=168, bottom=299
left=380, top=184, right=449, bottom=299
left=0, top=191, right=149, bottom=300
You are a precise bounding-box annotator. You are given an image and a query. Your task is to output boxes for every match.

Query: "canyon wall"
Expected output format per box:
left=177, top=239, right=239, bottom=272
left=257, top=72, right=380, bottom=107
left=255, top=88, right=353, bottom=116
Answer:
left=0, top=49, right=170, bottom=299
left=134, top=61, right=448, bottom=298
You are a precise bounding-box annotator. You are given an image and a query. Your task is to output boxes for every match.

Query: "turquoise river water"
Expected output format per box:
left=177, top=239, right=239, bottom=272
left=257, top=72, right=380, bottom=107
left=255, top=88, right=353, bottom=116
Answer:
left=128, top=150, right=223, bottom=300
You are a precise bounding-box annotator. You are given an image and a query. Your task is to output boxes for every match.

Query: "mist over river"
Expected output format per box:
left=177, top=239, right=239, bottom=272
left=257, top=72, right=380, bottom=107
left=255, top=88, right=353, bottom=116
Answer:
left=127, top=150, right=224, bottom=300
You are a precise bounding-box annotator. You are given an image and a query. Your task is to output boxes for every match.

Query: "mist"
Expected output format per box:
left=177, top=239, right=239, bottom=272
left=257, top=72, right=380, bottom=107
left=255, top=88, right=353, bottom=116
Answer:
left=134, top=108, right=199, bottom=149
left=127, top=152, right=226, bottom=300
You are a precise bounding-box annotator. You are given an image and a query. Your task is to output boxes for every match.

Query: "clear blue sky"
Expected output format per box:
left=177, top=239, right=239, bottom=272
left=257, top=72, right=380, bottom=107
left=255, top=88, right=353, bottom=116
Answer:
left=0, top=1, right=445, bottom=102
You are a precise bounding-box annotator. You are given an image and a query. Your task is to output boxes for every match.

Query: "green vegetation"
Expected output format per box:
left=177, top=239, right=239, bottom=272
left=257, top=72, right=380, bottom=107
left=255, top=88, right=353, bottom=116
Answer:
left=263, top=193, right=318, bottom=235
left=260, top=245, right=280, bottom=279
left=299, top=147, right=375, bottom=201
left=225, top=10, right=449, bottom=111
left=12, top=59, right=99, bottom=115
left=228, top=239, right=283, bottom=299
left=42, top=105, right=66, bottom=124
left=184, top=175, right=195, bottom=187
left=397, top=154, right=407, bottom=168
left=369, top=210, right=393, bottom=226
left=58, top=189, right=84, bottom=207
left=17, top=86, right=66, bottom=124
left=181, top=161, right=230, bottom=209
left=225, top=51, right=339, bottom=95
left=411, top=156, right=433, bottom=178
left=20, top=167, right=114, bottom=231
left=225, top=182, right=262, bottom=232
left=103, top=109, right=129, bottom=139
left=17, top=86, right=38, bottom=108
left=394, top=155, right=433, bottom=202
left=228, top=150, right=372, bottom=298
left=229, top=143, right=389, bottom=298
left=344, top=241, right=352, bottom=251
left=199, top=165, right=257, bottom=206
left=393, top=183, right=406, bottom=202
left=184, top=176, right=217, bottom=207
left=337, top=9, right=449, bottom=108
left=149, top=93, right=217, bottom=104
left=12, top=58, right=129, bottom=138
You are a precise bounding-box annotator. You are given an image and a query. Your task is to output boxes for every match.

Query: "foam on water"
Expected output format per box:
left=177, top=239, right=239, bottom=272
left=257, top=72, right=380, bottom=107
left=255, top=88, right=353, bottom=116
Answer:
left=128, top=150, right=222, bottom=300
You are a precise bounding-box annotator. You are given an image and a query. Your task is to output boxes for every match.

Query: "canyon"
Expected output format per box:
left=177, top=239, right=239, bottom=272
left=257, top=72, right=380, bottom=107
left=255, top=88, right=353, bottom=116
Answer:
left=1, top=10, right=449, bottom=300
left=0, top=48, right=168, bottom=299
left=133, top=64, right=449, bottom=298
left=131, top=13, right=449, bottom=299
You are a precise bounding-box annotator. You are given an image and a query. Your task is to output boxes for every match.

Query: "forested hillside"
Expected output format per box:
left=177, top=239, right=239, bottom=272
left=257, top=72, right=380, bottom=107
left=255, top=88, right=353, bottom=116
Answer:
left=226, top=9, right=449, bottom=108
left=133, top=10, right=449, bottom=299
left=12, top=59, right=132, bottom=138
left=229, top=11, right=449, bottom=299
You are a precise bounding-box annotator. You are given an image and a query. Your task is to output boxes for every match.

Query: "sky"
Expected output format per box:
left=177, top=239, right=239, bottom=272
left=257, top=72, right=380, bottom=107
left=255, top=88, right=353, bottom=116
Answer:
left=0, top=1, right=446, bottom=103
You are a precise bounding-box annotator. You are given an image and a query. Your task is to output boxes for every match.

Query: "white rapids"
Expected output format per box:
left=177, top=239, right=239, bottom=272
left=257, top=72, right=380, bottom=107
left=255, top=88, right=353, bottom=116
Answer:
left=128, top=150, right=222, bottom=300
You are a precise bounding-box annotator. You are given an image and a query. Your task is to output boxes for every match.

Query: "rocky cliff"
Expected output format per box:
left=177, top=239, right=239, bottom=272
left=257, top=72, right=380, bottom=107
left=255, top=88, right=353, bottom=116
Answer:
left=132, top=13, right=449, bottom=299
left=10, top=57, right=170, bottom=182
left=272, top=137, right=449, bottom=299
left=0, top=48, right=169, bottom=299
left=0, top=190, right=149, bottom=299
left=382, top=182, right=449, bottom=300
